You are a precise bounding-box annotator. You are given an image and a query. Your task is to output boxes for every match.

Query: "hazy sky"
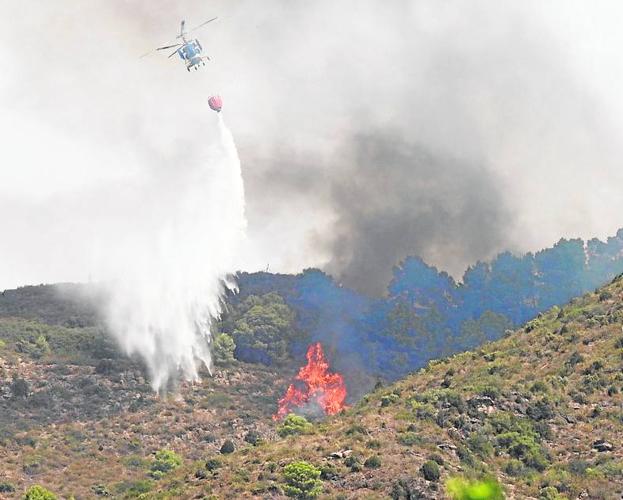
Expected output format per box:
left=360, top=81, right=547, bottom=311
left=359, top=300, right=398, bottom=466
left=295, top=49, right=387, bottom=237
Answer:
left=2, top=1, right=623, bottom=294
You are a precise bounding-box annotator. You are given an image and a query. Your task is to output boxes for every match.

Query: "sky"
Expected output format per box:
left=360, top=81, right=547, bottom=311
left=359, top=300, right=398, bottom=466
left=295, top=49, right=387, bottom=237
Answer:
left=2, top=1, right=623, bottom=294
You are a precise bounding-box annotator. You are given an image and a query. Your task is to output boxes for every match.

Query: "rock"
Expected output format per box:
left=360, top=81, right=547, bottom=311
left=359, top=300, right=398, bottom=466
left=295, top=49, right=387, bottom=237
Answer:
left=329, top=449, right=352, bottom=459
left=437, top=442, right=457, bottom=451
left=593, top=440, right=613, bottom=452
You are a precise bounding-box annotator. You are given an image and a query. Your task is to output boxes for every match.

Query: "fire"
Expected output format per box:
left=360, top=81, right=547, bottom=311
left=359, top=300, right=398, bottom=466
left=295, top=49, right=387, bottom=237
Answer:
left=274, top=342, right=348, bottom=420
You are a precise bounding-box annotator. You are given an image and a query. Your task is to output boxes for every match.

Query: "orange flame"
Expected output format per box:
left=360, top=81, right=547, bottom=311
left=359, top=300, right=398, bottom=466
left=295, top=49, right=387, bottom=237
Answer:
left=274, top=342, right=348, bottom=420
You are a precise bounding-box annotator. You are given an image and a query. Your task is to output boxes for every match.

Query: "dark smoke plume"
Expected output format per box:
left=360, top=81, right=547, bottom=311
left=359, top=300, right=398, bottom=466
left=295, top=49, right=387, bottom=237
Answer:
left=322, top=132, right=510, bottom=295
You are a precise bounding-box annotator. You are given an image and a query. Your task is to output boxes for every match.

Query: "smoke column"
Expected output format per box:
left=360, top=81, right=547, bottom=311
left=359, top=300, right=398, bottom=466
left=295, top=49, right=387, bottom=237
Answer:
left=98, top=114, right=245, bottom=392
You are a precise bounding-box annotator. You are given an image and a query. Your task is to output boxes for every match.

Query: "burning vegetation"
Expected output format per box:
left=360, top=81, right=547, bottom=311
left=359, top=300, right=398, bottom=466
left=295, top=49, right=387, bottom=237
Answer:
left=274, top=342, right=348, bottom=420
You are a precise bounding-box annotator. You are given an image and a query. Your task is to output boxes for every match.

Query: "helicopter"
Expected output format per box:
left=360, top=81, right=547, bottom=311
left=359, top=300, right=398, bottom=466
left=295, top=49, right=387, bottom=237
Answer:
left=146, top=18, right=218, bottom=72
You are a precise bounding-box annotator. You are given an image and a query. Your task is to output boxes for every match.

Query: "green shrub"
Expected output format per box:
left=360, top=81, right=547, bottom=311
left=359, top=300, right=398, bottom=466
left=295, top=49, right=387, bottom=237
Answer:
left=206, top=458, right=222, bottom=471
left=11, top=377, right=29, bottom=398
left=319, top=463, right=339, bottom=480
left=503, top=459, right=527, bottom=477
left=23, top=485, right=57, bottom=500
left=381, top=393, right=400, bottom=407
left=149, top=449, right=182, bottom=479
left=114, top=480, right=153, bottom=496
left=366, top=439, right=381, bottom=449
left=244, top=430, right=262, bottom=446
left=540, top=486, right=565, bottom=500
left=497, top=432, right=548, bottom=471
left=467, top=433, right=494, bottom=458
left=421, top=460, right=440, bottom=481
left=530, top=381, right=548, bottom=393
left=91, top=484, right=110, bottom=496
left=278, top=414, right=313, bottom=437
left=344, top=455, right=362, bottom=472
left=478, top=385, right=501, bottom=400
left=526, top=398, right=555, bottom=421
left=446, top=477, right=504, bottom=500
left=364, top=456, right=382, bottom=469
left=398, top=432, right=422, bottom=446
left=0, top=482, right=15, bottom=493
left=456, top=446, right=476, bottom=466
left=220, top=439, right=235, bottom=454
left=282, top=461, right=323, bottom=499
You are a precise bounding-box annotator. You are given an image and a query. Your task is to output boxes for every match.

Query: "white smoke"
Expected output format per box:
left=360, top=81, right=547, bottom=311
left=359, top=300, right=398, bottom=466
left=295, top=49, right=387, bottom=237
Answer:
left=97, top=114, right=245, bottom=392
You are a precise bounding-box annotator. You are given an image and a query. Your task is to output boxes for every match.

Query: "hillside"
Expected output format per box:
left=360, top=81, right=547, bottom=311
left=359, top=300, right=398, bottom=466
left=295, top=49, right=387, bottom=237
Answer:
left=139, top=275, right=622, bottom=499
left=5, top=229, right=623, bottom=392
left=1, top=277, right=623, bottom=498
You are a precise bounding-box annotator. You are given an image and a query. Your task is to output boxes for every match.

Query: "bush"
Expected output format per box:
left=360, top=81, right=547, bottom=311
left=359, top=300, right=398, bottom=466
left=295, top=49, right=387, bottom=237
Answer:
left=278, top=414, right=313, bottom=437
left=0, top=482, right=15, bottom=493
left=11, top=377, right=29, bottom=398
left=364, top=456, right=382, bottom=469
left=479, top=385, right=501, bottom=400
left=149, top=449, right=182, bottom=479
left=497, top=432, right=548, bottom=471
left=114, top=480, right=153, bottom=496
left=489, top=412, right=549, bottom=470
left=244, top=430, right=262, bottom=446
left=398, top=432, right=422, bottom=446
left=526, top=398, right=555, bottom=421
left=467, top=433, right=493, bottom=458
left=220, top=439, right=235, bottom=454
left=282, top=461, right=323, bottom=499
left=503, top=459, right=527, bottom=477
left=421, top=460, right=440, bottom=481
left=344, top=455, right=362, bottom=472
left=445, top=477, right=504, bottom=500
left=319, top=463, right=339, bottom=480
left=381, top=393, right=400, bottom=407
left=23, top=485, right=57, bottom=500
left=91, top=484, right=110, bottom=496
left=205, top=458, right=222, bottom=471
left=540, top=486, right=565, bottom=500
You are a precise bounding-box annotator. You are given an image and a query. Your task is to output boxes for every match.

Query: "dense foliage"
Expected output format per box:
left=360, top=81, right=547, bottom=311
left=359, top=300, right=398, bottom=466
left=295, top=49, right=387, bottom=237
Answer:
left=4, top=230, right=623, bottom=387
left=235, top=230, right=623, bottom=381
left=23, top=485, right=57, bottom=500
left=149, top=449, right=182, bottom=479
left=282, top=461, right=323, bottom=499
left=219, top=293, right=305, bottom=365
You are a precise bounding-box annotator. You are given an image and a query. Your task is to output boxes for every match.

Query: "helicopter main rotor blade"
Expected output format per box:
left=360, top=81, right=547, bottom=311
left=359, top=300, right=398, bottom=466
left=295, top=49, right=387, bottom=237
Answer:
left=157, top=43, right=182, bottom=51
left=168, top=48, right=180, bottom=58
left=188, top=17, right=218, bottom=33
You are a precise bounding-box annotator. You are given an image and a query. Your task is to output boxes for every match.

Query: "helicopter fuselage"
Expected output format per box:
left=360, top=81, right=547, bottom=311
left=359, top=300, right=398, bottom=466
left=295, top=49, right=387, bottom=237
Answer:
left=177, top=39, right=205, bottom=71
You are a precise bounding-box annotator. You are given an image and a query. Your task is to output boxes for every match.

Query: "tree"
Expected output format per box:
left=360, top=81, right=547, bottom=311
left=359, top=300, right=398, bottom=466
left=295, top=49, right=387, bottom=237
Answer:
left=224, top=293, right=302, bottom=365
left=212, top=333, right=235, bottom=366
left=282, top=461, right=323, bottom=499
